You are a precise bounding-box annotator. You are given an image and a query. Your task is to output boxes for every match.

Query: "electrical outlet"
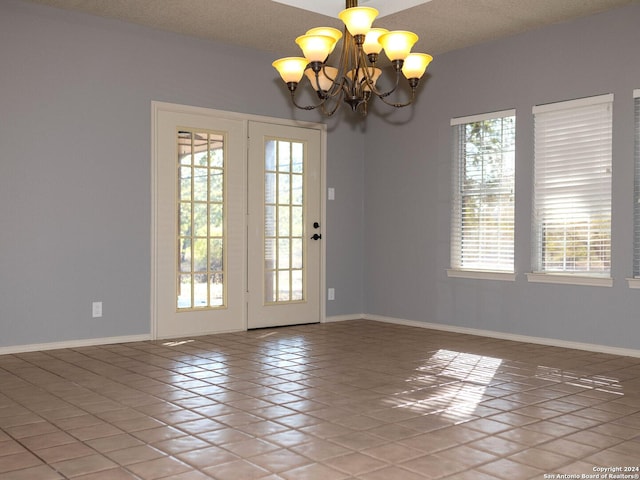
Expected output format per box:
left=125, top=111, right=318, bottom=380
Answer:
left=328, top=288, right=335, bottom=301
left=92, top=301, right=102, bottom=318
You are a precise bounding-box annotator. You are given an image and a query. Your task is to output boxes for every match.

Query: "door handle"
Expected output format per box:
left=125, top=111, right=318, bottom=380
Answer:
left=311, top=233, right=322, bottom=240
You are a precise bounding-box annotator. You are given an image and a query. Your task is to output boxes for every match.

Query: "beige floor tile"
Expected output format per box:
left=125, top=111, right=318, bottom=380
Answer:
left=437, top=444, right=498, bottom=468
left=0, top=441, right=27, bottom=457
left=154, top=410, right=205, bottom=425
left=151, top=435, right=211, bottom=455
left=290, top=438, right=350, bottom=461
left=174, top=418, right=225, bottom=435
left=357, top=465, right=433, bottom=479
left=564, top=430, right=623, bottom=449
left=126, top=456, right=192, bottom=479
left=68, top=423, right=123, bottom=441
left=85, top=433, right=144, bottom=453
left=537, top=438, right=601, bottom=458
left=399, top=429, right=468, bottom=454
left=132, top=426, right=187, bottom=443
left=202, top=459, right=271, bottom=479
left=54, top=414, right=105, bottom=430
left=323, top=451, right=387, bottom=475
left=583, top=448, right=636, bottom=466
left=4, top=421, right=59, bottom=439
left=361, top=442, right=424, bottom=464
left=35, top=442, right=97, bottom=463
left=222, top=438, right=281, bottom=458
left=263, top=429, right=316, bottom=448
left=328, top=430, right=387, bottom=450
left=72, top=467, right=141, bottom=479
left=0, top=452, right=42, bottom=473
left=507, top=447, right=573, bottom=470
left=280, top=462, right=350, bottom=480
left=401, top=453, right=467, bottom=478
left=248, top=448, right=312, bottom=473
left=497, top=427, right=555, bottom=446
left=299, top=421, right=354, bottom=439
left=105, top=445, right=166, bottom=466
left=160, top=471, right=213, bottom=480
left=176, top=446, right=239, bottom=469
left=588, top=422, right=640, bottom=439
left=51, top=453, right=117, bottom=477
left=440, top=469, right=504, bottom=479
left=19, top=430, right=76, bottom=451
left=0, top=464, right=63, bottom=479
left=477, top=457, right=545, bottom=480
left=1, top=321, right=640, bottom=480
left=196, top=426, right=253, bottom=445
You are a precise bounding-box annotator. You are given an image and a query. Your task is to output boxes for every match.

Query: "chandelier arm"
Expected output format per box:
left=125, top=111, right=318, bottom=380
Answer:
left=288, top=89, right=327, bottom=111
left=366, top=67, right=402, bottom=99
left=319, top=96, right=343, bottom=117
left=376, top=86, right=417, bottom=108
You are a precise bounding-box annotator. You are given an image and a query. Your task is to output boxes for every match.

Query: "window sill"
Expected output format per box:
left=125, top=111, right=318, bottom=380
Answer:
left=627, top=278, right=640, bottom=289
left=526, top=273, right=612, bottom=287
left=447, top=269, right=516, bottom=281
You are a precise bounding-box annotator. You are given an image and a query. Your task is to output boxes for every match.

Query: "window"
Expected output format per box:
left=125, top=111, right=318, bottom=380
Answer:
left=633, top=90, right=640, bottom=279
left=531, top=94, right=613, bottom=282
left=450, top=110, right=516, bottom=276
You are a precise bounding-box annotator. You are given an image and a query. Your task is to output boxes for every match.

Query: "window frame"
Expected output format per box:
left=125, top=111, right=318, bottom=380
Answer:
left=448, top=109, right=516, bottom=281
left=530, top=94, right=613, bottom=287
left=629, top=89, right=640, bottom=289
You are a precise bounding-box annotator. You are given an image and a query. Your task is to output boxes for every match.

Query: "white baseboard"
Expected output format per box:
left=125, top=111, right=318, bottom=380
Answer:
left=364, top=314, right=640, bottom=358
left=3, top=315, right=637, bottom=359
left=324, top=313, right=365, bottom=323
left=0, top=334, right=152, bottom=356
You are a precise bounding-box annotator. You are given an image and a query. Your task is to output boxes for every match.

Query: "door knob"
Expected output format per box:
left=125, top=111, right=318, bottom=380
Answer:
left=311, top=233, right=322, bottom=240
left=313, top=222, right=320, bottom=229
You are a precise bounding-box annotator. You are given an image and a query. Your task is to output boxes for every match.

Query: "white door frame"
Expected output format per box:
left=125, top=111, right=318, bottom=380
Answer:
left=150, top=101, right=327, bottom=339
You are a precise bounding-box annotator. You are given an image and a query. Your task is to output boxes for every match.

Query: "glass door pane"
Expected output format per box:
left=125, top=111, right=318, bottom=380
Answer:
left=176, top=130, right=226, bottom=310
left=264, top=139, right=305, bottom=303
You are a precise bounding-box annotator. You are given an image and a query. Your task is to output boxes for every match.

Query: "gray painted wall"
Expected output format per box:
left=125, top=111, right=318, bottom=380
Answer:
left=2, top=0, right=639, bottom=352
left=364, top=5, right=640, bottom=350
left=0, top=0, right=364, bottom=347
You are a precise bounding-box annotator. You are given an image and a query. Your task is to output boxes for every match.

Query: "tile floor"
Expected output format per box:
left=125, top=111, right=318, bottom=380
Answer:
left=1, top=320, right=639, bottom=479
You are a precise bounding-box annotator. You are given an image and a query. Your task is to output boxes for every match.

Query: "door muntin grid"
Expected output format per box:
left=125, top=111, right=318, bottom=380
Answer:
left=264, top=138, right=305, bottom=304
left=177, top=129, right=226, bottom=310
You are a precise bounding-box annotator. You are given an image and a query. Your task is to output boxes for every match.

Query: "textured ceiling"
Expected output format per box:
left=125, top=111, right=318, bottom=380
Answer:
left=21, top=0, right=638, bottom=56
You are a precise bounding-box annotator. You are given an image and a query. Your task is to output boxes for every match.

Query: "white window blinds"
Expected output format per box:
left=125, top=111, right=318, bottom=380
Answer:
left=451, top=110, right=515, bottom=272
left=532, top=94, right=613, bottom=276
left=633, top=90, right=640, bottom=277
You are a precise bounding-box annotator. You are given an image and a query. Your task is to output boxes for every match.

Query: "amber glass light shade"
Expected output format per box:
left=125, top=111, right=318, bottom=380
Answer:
left=296, top=34, right=336, bottom=62
left=305, top=66, right=339, bottom=92
left=272, top=2, right=434, bottom=116
left=338, top=7, right=378, bottom=36
left=272, top=57, right=308, bottom=83
left=306, top=27, right=343, bottom=54
left=401, top=53, right=433, bottom=79
left=378, top=30, right=419, bottom=61
left=362, top=28, right=388, bottom=55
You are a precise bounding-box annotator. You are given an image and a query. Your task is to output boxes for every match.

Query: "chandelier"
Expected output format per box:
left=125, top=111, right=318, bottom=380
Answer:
left=272, top=0, right=433, bottom=117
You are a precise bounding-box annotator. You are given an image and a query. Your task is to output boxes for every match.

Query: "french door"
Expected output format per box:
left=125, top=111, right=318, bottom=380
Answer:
left=152, top=103, right=323, bottom=339
left=247, top=122, right=322, bottom=329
